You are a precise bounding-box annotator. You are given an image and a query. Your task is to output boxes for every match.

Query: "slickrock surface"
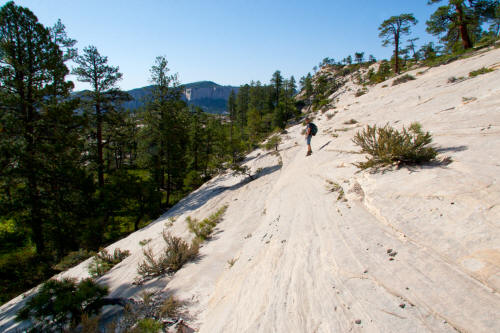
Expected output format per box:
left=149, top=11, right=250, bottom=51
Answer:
left=1, top=47, right=499, bottom=332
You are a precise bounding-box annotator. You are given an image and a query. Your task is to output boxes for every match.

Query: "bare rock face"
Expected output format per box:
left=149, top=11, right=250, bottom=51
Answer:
left=184, top=83, right=237, bottom=102
left=124, top=81, right=239, bottom=114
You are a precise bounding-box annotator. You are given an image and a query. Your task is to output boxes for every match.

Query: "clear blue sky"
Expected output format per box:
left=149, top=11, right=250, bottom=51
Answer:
left=5, top=0, right=440, bottom=91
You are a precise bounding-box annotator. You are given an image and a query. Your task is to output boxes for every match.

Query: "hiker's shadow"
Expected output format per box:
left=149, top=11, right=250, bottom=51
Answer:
left=318, top=140, right=331, bottom=151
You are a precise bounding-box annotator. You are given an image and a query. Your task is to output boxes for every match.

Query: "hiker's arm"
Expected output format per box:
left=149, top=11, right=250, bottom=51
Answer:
left=306, top=127, right=311, bottom=136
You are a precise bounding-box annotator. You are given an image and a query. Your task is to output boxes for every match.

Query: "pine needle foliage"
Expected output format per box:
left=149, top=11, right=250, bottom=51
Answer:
left=352, top=123, right=437, bottom=169
left=16, top=278, right=108, bottom=331
left=186, top=205, right=228, bottom=241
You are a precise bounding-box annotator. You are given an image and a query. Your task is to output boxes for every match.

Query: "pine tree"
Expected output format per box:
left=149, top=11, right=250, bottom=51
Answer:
left=227, top=90, right=238, bottom=162
left=426, top=0, right=498, bottom=50
left=379, top=14, right=418, bottom=73
left=141, top=56, right=188, bottom=207
left=406, top=37, right=420, bottom=60
left=72, top=46, right=124, bottom=187
left=236, top=84, right=250, bottom=128
left=0, top=1, right=88, bottom=255
left=354, top=52, right=365, bottom=64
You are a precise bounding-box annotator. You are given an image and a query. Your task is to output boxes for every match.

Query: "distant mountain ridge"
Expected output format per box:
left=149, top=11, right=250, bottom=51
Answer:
left=123, top=81, right=239, bottom=114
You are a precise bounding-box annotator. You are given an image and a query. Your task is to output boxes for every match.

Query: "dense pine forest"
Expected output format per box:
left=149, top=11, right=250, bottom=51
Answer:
left=1, top=0, right=499, bottom=308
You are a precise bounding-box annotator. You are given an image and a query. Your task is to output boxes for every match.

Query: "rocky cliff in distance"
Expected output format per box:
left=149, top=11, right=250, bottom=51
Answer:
left=124, top=81, right=239, bottom=114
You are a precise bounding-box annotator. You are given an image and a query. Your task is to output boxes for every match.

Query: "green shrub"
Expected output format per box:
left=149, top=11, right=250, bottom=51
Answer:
left=187, top=205, right=228, bottom=241
left=469, top=67, right=494, bottom=77
left=392, top=74, right=416, bottom=86
left=352, top=122, right=437, bottom=169
left=88, top=248, right=130, bottom=278
left=263, top=135, right=282, bottom=151
left=53, top=249, right=95, bottom=271
left=162, top=232, right=199, bottom=271
left=355, top=88, right=367, bottom=97
left=137, top=232, right=199, bottom=279
left=132, top=318, right=163, bottom=333
left=16, top=278, right=108, bottom=331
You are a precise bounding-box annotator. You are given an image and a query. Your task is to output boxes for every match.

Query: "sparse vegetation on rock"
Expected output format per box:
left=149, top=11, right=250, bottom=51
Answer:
left=352, top=122, right=438, bottom=169
left=137, top=232, right=199, bottom=280
left=187, top=205, right=228, bottom=241
left=392, top=74, right=416, bottom=85
left=88, top=248, right=130, bottom=278
left=326, top=180, right=346, bottom=201
left=469, top=67, right=494, bottom=77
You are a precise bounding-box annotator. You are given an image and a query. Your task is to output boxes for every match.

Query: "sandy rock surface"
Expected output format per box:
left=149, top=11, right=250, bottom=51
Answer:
left=1, top=47, right=500, bottom=332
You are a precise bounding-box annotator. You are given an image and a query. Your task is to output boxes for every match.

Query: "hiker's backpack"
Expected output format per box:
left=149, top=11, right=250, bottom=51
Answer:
left=310, top=123, right=318, bottom=136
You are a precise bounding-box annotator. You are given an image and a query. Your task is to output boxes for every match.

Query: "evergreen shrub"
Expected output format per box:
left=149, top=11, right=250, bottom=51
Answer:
left=186, top=205, right=228, bottom=241
left=263, top=135, right=282, bottom=151
left=88, top=248, right=130, bottom=278
left=352, top=123, right=437, bottom=169
left=469, top=67, right=494, bottom=77
left=16, top=278, right=108, bottom=331
left=137, top=232, right=199, bottom=279
left=392, top=74, right=416, bottom=86
left=132, top=318, right=163, bottom=333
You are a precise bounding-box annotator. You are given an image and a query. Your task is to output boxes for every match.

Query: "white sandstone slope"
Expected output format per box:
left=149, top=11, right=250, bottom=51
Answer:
left=1, top=47, right=500, bottom=333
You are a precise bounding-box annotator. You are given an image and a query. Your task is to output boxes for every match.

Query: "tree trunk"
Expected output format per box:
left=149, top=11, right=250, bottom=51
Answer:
left=26, top=68, right=45, bottom=255
left=456, top=4, right=472, bottom=49
left=96, top=101, right=104, bottom=187
left=394, top=30, right=400, bottom=74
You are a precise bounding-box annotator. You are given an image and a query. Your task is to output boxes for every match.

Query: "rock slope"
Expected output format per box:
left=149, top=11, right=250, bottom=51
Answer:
left=1, top=47, right=499, bottom=332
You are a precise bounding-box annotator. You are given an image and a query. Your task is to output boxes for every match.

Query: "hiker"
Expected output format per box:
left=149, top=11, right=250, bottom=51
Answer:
left=304, top=117, right=317, bottom=156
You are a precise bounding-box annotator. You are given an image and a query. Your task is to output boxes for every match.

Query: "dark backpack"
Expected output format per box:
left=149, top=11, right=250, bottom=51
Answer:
left=309, top=123, right=318, bottom=136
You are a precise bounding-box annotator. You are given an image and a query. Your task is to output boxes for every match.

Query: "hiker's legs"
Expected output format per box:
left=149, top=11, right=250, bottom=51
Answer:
left=306, top=135, right=312, bottom=155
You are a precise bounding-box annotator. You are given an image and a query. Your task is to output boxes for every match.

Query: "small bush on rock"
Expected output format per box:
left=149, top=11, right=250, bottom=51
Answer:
left=352, top=122, right=437, bottom=169
left=392, top=74, right=415, bottom=86
left=137, top=233, right=199, bottom=279
left=263, top=135, right=282, bottom=151
left=16, top=278, right=108, bottom=331
left=469, top=67, right=494, bottom=77
left=355, top=88, right=367, bottom=97
left=88, top=248, right=130, bottom=277
left=131, top=318, right=163, bottom=333
left=187, top=205, right=228, bottom=241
